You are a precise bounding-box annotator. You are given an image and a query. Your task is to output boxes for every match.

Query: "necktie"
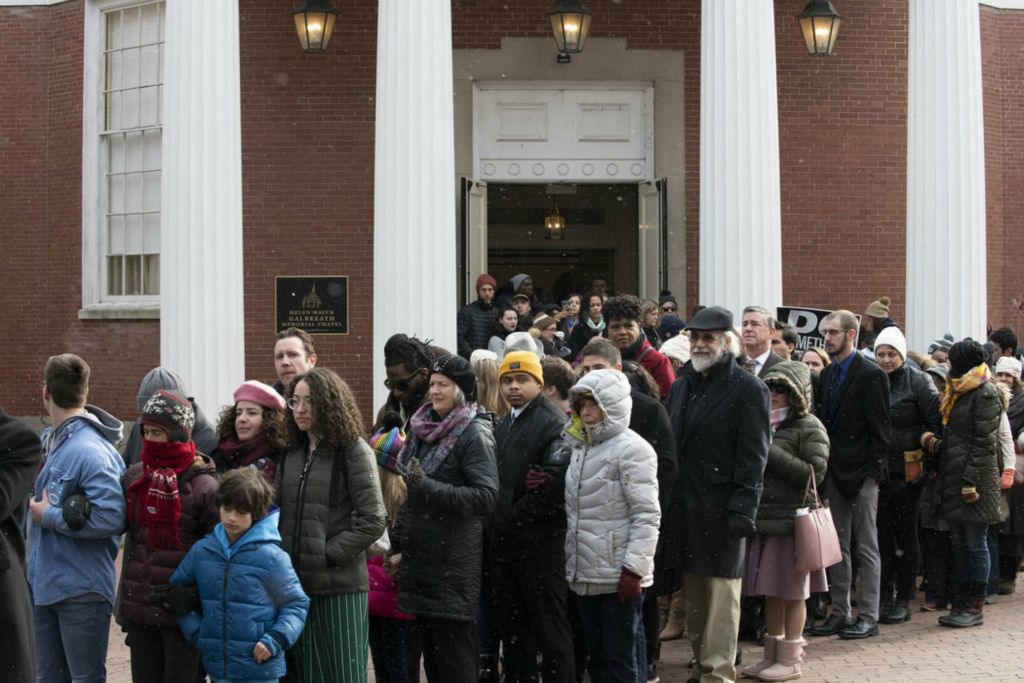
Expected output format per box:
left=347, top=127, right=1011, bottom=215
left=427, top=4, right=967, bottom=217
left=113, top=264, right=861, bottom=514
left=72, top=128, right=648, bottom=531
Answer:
left=743, top=357, right=757, bottom=374
left=827, top=366, right=843, bottom=424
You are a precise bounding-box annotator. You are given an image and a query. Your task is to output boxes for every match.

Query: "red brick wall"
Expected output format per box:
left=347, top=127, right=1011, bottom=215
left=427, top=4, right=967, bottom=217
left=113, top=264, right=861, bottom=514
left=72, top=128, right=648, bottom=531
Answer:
left=981, top=6, right=1024, bottom=335
left=238, top=0, right=379, bottom=418
left=0, top=1, right=159, bottom=419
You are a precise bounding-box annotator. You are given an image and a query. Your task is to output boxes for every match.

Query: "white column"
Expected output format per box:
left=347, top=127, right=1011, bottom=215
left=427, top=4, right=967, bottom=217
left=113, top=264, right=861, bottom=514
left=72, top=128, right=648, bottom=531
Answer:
left=373, top=0, right=456, bottom=410
left=906, top=1, right=987, bottom=351
left=161, top=0, right=245, bottom=414
left=699, top=0, right=783, bottom=321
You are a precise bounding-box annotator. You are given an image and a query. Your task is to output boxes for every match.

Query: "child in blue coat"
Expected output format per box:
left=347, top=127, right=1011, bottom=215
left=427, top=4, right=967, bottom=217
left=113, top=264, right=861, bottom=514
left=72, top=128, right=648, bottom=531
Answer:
left=171, top=467, right=309, bottom=683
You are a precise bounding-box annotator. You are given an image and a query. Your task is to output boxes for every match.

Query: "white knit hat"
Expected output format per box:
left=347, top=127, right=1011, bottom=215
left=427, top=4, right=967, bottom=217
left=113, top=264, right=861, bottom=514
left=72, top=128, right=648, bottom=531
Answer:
left=874, top=326, right=907, bottom=361
left=995, top=355, right=1023, bottom=379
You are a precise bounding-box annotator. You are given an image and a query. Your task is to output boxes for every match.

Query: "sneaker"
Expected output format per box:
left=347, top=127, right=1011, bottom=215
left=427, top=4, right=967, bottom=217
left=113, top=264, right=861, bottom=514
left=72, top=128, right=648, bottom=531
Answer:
left=921, top=601, right=941, bottom=612
left=647, top=663, right=660, bottom=683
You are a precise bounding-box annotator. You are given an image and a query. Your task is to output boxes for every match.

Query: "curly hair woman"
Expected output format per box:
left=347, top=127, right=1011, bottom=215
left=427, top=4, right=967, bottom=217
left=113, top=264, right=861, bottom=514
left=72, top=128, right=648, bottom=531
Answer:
left=277, top=368, right=386, bottom=682
left=211, top=380, right=288, bottom=482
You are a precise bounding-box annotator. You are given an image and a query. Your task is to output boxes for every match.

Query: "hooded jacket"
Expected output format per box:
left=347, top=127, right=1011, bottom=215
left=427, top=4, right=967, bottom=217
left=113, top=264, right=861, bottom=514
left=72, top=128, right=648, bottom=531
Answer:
left=124, top=368, right=219, bottom=467
left=756, top=362, right=830, bottom=536
left=171, top=510, right=309, bottom=682
left=119, top=454, right=219, bottom=626
left=563, top=370, right=660, bottom=594
left=29, top=407, right=126, bottom=606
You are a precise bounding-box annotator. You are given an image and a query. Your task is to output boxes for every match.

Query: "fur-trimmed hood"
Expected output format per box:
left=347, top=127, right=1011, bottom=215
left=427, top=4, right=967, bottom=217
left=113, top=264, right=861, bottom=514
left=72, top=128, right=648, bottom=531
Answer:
left=762, top=361, right=812, bottom=418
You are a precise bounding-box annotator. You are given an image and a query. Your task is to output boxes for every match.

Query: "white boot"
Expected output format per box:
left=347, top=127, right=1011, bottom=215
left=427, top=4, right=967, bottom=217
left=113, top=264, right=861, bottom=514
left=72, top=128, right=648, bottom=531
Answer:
left=757, top=638, right=802, bottom=681
left=739, top=635, right=781, bottom=679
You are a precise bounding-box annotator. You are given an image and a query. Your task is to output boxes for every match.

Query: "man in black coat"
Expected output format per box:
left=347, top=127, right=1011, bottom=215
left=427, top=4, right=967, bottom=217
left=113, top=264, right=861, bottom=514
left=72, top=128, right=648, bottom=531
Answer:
left=659, top=306, right=770, bottom=683
left=491, top=351, right=575, bottom=683
left=457, top=274, right=499, bottom=359
left=0, top=409, right=44, bottom=683
left=808, top=309, right=891, bottom=640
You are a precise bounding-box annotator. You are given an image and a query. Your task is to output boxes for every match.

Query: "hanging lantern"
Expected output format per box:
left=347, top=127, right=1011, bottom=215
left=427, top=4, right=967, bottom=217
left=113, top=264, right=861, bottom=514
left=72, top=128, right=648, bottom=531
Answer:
left=548, top=0, right=592, bottom=62
left=797, top=0, right=843, bottom=56
left=292, top=0, right=337, bottom=52
left=545, top=198, right=566, bottom=241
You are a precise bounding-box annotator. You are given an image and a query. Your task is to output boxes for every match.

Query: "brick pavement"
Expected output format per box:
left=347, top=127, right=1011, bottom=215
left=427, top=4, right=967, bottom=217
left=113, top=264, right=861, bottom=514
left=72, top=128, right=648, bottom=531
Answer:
left=106, top=573, right=1024, bottom=682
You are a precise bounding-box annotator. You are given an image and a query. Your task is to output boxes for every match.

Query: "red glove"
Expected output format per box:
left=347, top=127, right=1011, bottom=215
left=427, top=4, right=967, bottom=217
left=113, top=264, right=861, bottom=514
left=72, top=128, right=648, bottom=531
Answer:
left=617, top=568, right=643, bottom=603
left=1001, top=470, right=1015, bottom=490
left=524, top=468, right=548, bottom=492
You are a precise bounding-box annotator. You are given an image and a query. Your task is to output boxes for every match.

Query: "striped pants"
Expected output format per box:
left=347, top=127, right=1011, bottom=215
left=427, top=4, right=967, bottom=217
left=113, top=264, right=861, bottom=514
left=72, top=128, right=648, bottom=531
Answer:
left=289, top=592, right=369, bottom=683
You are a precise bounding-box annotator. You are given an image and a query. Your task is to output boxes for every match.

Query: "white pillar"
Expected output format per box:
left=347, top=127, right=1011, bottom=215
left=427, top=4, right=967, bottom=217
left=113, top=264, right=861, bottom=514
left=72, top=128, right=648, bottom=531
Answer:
left=906, top=1, right=987, bottom=351
left=373, top=0, right=456, bottom=410
left=699, top=0, right=783, bottom=321
left=161, top=0, right=245, bottom=415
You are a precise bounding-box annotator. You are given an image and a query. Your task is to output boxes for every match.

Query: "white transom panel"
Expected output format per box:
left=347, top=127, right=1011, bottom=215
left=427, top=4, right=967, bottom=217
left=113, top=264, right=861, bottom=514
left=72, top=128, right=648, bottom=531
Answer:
left=473, top=82, right=653, bottom=182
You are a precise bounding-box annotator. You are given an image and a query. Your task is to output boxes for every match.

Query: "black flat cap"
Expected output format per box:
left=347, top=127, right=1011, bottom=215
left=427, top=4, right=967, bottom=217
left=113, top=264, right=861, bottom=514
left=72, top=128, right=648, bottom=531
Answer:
left=686, top=305, right=733, bottom=331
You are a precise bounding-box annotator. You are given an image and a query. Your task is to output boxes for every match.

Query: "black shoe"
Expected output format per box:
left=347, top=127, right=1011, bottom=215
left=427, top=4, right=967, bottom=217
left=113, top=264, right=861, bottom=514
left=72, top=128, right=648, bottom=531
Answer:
left=837, top=616, right=880, bottom=639
left=879, top=600, right=911, bottom=624
left=808, top=612, right=853, bottom=637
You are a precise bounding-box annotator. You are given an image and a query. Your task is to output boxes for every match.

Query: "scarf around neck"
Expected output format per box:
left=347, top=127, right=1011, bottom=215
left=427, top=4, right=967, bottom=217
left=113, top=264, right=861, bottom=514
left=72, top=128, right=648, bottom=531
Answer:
left=127, top=439, right=196, bottom=550
left=770, top=406, right=791, bottom=434
left=941, top=363, right=991, bottom=425
left=403, top=402, right=479, bottom=475
left=586, top=316, right=606, bottom=332
left=217, top=433, right=277, bottom=481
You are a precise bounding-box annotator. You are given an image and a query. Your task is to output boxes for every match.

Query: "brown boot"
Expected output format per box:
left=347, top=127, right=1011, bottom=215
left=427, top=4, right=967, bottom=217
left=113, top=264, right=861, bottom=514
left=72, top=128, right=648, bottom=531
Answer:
left=659, top=589, right=686, bottom=641
left=756, top=638, right=803, bottom=681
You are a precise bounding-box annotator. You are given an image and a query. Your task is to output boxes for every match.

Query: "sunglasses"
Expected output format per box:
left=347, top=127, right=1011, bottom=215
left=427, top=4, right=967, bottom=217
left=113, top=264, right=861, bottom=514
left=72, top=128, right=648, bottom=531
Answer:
left=384, top=368, right=424, bottom=391
left=661, top=306, right=677, bottom=313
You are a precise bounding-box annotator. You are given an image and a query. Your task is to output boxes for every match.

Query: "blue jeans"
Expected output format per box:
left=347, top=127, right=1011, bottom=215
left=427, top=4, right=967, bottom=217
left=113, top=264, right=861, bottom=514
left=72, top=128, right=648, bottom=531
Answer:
left=575, top=592, right=643, bottom=683
left=34, top=599, right=112, bottom=683
left=948, top=520, right=990, bottom=585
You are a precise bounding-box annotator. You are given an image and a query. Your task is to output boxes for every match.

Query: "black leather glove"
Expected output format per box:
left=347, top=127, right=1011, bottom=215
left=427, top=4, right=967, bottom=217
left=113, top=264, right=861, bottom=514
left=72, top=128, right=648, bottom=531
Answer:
left=62, top=491, right=92, bottom=532
left=726, top=513, right=757, bottom=539
left=150, top=584, right=200, bottom=617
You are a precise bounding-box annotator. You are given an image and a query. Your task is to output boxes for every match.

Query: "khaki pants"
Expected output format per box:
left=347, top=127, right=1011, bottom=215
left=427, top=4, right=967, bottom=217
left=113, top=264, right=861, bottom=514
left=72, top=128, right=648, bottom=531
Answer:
left=684, top=573, right=742, bottom=683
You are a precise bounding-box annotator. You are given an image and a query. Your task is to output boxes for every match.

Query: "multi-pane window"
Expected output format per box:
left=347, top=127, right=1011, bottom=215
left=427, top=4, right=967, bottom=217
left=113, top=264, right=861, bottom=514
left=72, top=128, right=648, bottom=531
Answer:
left=102, top=1, right=163, bottom=297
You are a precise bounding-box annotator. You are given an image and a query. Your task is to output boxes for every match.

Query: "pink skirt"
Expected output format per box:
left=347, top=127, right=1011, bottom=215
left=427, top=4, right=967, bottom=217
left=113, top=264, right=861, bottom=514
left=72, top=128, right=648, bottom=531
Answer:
left=742, top=534, right=828, bottom=601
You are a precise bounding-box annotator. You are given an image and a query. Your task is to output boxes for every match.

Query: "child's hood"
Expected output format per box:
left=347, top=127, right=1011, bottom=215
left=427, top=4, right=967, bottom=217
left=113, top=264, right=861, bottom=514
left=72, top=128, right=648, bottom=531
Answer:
left=564, top=369, right=632, bottom=445
left=214, top=507, right=282, bottom=557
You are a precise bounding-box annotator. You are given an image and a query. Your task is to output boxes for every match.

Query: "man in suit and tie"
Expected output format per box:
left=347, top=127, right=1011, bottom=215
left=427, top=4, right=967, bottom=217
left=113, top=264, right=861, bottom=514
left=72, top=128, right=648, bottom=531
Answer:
left=808, top=309, right=892, bottom=640
left=659, top=306, right=770, bottom=682
left=741, top=306, right=786, bottom=378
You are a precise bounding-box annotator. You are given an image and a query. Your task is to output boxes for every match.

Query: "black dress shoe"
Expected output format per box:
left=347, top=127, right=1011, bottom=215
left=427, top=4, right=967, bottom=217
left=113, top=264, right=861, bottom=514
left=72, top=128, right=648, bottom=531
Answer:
left=808, top=612, right=853, bottom=637
left=838, top=616, right=879, bottom=639
left=879, top=601, right=911, bottom=624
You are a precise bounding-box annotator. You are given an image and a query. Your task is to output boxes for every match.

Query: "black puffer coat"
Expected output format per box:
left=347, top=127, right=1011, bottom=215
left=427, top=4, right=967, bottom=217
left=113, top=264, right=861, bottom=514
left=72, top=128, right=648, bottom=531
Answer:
left=756, top=362, right=830, bottom=536
left=881, top=364, right=942, bottom=480
left=392, top=413, right=498, bottom=620
left=277, top=439, right=386, bottom=596
left=938, top=380, right=1008, bottom=525
left=457, top=299, right=499, bottom=359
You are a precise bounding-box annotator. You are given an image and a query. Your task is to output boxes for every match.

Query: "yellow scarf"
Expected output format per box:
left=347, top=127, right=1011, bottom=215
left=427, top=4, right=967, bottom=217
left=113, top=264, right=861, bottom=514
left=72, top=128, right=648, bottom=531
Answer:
left=940, top=363, right=991, bottom=425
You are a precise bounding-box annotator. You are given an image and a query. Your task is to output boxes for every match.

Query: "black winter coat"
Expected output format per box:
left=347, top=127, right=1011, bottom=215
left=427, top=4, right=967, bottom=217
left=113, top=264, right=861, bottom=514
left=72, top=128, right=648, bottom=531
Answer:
left=881, top=364, right=941, bottom=480
left=277, top=439, right=386, bottom=596
left=629, top=390, right=678, bottom=511
left=457, top=299, right=499, bottom=359
left=813, top=352, right=892, bottom=497
left=492, top=397, right=569, bottom=561
left=393, top=413, right=498, bottom=620
left=659, top=354, right=770, bottom=579
left=0, top=411, right=42, bottom=683
left=569, top=321, right=604, bottom=358
left=939, top=380, right=1007, bottom=525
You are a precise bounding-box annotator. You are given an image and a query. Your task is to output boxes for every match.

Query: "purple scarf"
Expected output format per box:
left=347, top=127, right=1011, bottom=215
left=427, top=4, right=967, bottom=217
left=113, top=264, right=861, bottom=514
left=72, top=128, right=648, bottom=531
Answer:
left=401, top=402, right=479, bottom=475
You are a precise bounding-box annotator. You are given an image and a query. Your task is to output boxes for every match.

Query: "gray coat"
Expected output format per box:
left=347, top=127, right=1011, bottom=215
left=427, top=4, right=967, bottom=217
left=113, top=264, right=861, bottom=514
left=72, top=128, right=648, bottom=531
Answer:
left=276, top=439, right=386, bottom=596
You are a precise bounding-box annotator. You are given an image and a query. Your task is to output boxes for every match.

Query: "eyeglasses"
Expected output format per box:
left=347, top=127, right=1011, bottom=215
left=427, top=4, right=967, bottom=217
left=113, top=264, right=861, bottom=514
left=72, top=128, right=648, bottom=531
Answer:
left=384, top=368, right=424, bottom=391
left=822, top=328, right=846, bottom=337
left=661, top=306, right=677, bottom=313
left=287, top=396, right=314, bottom=411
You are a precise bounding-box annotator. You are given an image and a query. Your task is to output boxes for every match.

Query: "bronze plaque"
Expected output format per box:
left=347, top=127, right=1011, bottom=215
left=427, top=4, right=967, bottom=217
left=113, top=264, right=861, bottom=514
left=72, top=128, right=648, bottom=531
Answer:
left=276, top=276, right=349, bottom=335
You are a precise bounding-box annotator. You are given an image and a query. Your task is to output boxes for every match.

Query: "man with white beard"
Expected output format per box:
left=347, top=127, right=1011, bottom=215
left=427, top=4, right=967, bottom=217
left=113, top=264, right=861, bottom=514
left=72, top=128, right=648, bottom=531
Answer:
left=656, top=306, right=771, bottom=682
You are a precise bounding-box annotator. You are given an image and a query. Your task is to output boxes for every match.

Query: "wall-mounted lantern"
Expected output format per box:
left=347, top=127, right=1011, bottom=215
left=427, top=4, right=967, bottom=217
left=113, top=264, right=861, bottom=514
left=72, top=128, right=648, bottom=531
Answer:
left=293, top=0, right=337, bottom=52
left=798, top=0, right=843, bottom=56
left=548, top=0, right=592, bottom=64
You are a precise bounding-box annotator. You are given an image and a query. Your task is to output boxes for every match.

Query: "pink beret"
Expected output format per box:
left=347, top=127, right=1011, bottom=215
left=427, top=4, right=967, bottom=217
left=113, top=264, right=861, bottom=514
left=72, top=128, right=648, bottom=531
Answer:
left=233, top=380, right=286, bottom=410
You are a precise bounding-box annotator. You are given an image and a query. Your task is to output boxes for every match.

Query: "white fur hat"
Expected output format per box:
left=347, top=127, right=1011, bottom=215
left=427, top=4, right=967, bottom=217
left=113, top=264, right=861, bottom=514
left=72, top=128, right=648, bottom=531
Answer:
left=995, top=355, right=1023, bottom=379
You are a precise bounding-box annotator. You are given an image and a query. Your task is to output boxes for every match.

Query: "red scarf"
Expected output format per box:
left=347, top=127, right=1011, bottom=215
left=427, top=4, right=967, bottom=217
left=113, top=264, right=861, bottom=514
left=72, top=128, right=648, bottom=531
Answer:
left=217, top=433, right=277, bottom=481
left=127, top=439, right=196, bottom=550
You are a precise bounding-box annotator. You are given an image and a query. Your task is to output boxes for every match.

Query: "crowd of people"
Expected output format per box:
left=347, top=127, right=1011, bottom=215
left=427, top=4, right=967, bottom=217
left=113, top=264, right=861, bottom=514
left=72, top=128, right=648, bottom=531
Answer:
left=1, top=271, right=1022, bottom=683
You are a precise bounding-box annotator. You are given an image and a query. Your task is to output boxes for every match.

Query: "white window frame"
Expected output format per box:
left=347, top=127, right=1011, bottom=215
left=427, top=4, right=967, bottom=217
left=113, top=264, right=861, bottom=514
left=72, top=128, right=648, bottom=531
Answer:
left=80, top=0, right=161, bottom=319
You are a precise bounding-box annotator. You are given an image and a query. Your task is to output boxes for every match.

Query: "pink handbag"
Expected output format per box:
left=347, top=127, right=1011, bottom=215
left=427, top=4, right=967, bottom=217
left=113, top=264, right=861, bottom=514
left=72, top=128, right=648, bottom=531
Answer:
left=794, top=471, right=843, bottom=573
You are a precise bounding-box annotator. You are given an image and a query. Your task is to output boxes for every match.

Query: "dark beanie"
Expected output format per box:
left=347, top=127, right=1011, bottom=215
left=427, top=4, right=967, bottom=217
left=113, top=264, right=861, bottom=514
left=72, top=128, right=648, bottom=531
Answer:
left=947, top=339, right=987, bottom=378
left=476, top=274, right=497, bottom=293
left=140, top=389, right=195, bottom=442
left=429, top=354, right=477, bottom=401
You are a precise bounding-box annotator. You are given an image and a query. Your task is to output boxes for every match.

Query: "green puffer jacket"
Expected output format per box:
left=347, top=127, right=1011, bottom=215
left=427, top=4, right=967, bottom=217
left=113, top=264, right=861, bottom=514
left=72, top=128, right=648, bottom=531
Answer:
left=939, top=378, right=1008, bottom=525
left=756, top=362, right=830, bottom=536
left=276, top=439, right=386, bottom=596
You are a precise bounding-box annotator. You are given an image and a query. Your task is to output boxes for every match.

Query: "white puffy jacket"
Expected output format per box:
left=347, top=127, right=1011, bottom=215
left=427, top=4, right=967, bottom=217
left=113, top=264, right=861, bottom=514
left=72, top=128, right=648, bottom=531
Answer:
left=563, top=369, right=660, bottom=594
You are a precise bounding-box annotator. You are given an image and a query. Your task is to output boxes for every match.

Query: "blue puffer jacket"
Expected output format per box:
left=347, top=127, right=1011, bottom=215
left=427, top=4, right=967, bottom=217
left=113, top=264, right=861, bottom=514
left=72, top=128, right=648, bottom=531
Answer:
left=171, top=509, right=309, bottom=681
